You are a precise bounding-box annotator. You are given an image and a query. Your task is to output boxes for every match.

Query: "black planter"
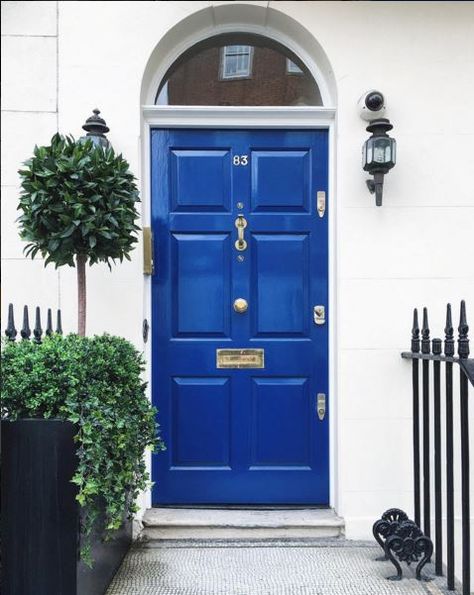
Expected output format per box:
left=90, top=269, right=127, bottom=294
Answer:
left=1, top=419, right=131, bottom=595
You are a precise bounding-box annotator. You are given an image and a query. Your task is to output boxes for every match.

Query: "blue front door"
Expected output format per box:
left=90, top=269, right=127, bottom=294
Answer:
left=151, top=129, right=329, bottom=504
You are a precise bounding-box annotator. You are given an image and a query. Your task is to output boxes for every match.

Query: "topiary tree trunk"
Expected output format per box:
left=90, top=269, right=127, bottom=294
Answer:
left=77, top=254, right=87, bottom=337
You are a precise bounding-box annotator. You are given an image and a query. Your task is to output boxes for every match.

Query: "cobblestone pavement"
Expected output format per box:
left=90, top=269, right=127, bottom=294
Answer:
left=107, top=539, right=457, bottom=595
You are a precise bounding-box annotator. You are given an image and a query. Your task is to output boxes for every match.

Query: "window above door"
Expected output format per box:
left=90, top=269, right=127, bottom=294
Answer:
left=155, top=33, right=322, bottom=107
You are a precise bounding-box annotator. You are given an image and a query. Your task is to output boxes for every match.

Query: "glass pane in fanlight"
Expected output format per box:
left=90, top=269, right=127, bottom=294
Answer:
left=155, top=33, right=322, bottom=106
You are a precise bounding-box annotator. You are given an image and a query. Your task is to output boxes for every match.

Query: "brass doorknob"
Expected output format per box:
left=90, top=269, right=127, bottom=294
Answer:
left=233, top=298, right=248, bottom=313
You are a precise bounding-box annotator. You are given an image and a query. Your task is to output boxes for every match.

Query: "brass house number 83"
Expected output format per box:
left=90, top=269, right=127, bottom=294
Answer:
left=233, top=155, right=249, bottom=166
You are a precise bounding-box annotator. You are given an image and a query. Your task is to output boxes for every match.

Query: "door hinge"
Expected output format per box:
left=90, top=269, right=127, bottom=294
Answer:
left=317, top=191, right=326, bottom=218
left=142, top=319, right=149, bottom=343
left=143, top=227, right=154, bottom=275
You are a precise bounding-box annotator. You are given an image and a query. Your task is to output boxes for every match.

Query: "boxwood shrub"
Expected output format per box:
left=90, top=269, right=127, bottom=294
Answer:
left=1, top=333, right=164, bottom=565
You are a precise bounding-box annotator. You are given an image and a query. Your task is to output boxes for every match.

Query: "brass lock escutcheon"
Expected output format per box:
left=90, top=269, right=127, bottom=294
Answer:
left=235, top=214, right=248, bottom=251
left=317, top=191, right=326, bottom=218
left=313, top=305, right=326, bottom=325
left=233, top=298, right=248, bottom=313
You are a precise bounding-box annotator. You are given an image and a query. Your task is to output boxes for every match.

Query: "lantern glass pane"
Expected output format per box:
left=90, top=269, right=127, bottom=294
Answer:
left=391, top=138, right=397, bottom=164
left=366, top=139, right=373, bottom=165
left=373, top=138, right=390, bottom=164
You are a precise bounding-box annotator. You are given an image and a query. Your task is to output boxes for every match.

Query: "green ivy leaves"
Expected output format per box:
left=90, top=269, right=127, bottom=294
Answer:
left=17, top=134, right=140, bottom=269
left=1, top=334, right=165, bottom=566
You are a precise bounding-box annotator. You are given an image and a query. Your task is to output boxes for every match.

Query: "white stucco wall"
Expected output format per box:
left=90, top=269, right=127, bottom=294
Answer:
left=2, top=0, right=474, bottom=585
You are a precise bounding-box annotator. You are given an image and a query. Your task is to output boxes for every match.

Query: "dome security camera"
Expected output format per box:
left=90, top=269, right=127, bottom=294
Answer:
left=358, top=90, right=386, bottom=121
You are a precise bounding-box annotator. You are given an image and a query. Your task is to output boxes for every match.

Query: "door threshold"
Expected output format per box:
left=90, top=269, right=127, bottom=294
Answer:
left=153, top=504, right=330, bottom=510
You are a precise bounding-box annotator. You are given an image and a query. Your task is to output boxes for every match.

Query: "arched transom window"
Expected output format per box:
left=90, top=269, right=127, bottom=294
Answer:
left=156, top=34, right=322, bottom=106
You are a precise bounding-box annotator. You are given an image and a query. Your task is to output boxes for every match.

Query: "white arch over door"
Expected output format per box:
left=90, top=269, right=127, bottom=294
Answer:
left=140, top=3, right=337, bottom=107
left=139, top=2, right=339, bottom=513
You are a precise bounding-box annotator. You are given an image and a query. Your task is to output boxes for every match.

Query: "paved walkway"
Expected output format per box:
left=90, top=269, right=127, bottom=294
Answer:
left=107, top=539, right=456, bottom=595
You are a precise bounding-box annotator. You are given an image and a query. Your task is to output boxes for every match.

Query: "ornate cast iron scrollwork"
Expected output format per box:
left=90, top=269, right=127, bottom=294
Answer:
left=384, top=520, right=433, bottom=582
left=372, top=508, right=408, bottom=561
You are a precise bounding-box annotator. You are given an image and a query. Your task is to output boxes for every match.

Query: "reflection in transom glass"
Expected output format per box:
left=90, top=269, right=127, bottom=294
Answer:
left=155, top=34, right=322, bottom=106
left=221, top=45, right=254, bottom=79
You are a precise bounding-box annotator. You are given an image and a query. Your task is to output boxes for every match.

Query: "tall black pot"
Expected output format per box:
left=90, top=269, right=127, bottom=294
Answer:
left=1, top=419, right=131, bottom=595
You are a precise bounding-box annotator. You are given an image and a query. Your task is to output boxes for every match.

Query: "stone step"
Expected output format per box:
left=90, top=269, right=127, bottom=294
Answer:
left=141, top=507, right=345, bottom=541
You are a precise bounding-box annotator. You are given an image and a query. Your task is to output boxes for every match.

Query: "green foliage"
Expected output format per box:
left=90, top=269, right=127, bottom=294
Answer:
left=1, top=334, right=164, bottom=566
left=17, top=134, right=140, bottom=268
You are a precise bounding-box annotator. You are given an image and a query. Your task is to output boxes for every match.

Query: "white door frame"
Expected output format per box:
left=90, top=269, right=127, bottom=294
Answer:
left=141, top=105, right=338, bottom=511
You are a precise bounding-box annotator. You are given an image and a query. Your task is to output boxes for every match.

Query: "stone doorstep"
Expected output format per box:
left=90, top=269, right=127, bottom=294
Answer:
left=140, top=507, right=345, bottom=541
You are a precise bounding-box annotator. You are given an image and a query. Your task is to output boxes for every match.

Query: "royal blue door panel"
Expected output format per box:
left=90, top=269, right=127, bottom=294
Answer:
left=151, top=129, right=329, bottom=504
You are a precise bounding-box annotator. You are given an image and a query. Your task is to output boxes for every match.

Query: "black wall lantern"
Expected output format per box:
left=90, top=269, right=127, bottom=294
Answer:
left=362, top=118, right=396, bottom=206
left=80, top=108, right=110, bottom=149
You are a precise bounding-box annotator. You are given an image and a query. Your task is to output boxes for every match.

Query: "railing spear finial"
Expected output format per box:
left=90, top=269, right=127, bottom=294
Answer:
left=412, top=308, right=420, bottom=353
left=458, top=300, right=469, bottom=359
left=444, top=303, right=455, bottom=357
left=56, top=309, right=63, bottom=335
left=33, top=306, right=43, bottom=344
left=46, top=308, right=53, bottom=337
left=21, top=305, right=31, bottom=340
left=422, top=307, right=430, bottom=354
left=5, top=303, right=17, bottom=341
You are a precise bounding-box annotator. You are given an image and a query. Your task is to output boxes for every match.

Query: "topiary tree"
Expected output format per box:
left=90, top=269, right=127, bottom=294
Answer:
left=17, top=133, right=140, bottom=335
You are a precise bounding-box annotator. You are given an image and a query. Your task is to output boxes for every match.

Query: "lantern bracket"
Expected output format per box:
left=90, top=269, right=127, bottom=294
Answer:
left=366, top=172, right=385, bottom=207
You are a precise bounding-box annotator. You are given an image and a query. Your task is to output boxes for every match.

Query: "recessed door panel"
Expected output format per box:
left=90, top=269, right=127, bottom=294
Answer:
left=152, top=128, right=329, bottom=504
left=251, top=150, right=310, bottom=212
left=171, top=377, right=231, bottom=467
left=171, top=149, right=231, bottom=212
left=172, top=233, right=231, bottom=337
left=251, top=378, right=311, bottom=467
left=251, top=234, right=309, bottom=337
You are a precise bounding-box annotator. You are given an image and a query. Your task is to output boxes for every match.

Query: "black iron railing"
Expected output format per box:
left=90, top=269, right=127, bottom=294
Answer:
left=374, top=301, right=472, bottom=593
left=400, top=301, right=473, bottom=594
left=4, top=303, right=63, bottom=342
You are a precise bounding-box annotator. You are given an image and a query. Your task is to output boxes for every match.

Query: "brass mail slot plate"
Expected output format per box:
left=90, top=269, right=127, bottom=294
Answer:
left=216, top=348, right=264, bottom=369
